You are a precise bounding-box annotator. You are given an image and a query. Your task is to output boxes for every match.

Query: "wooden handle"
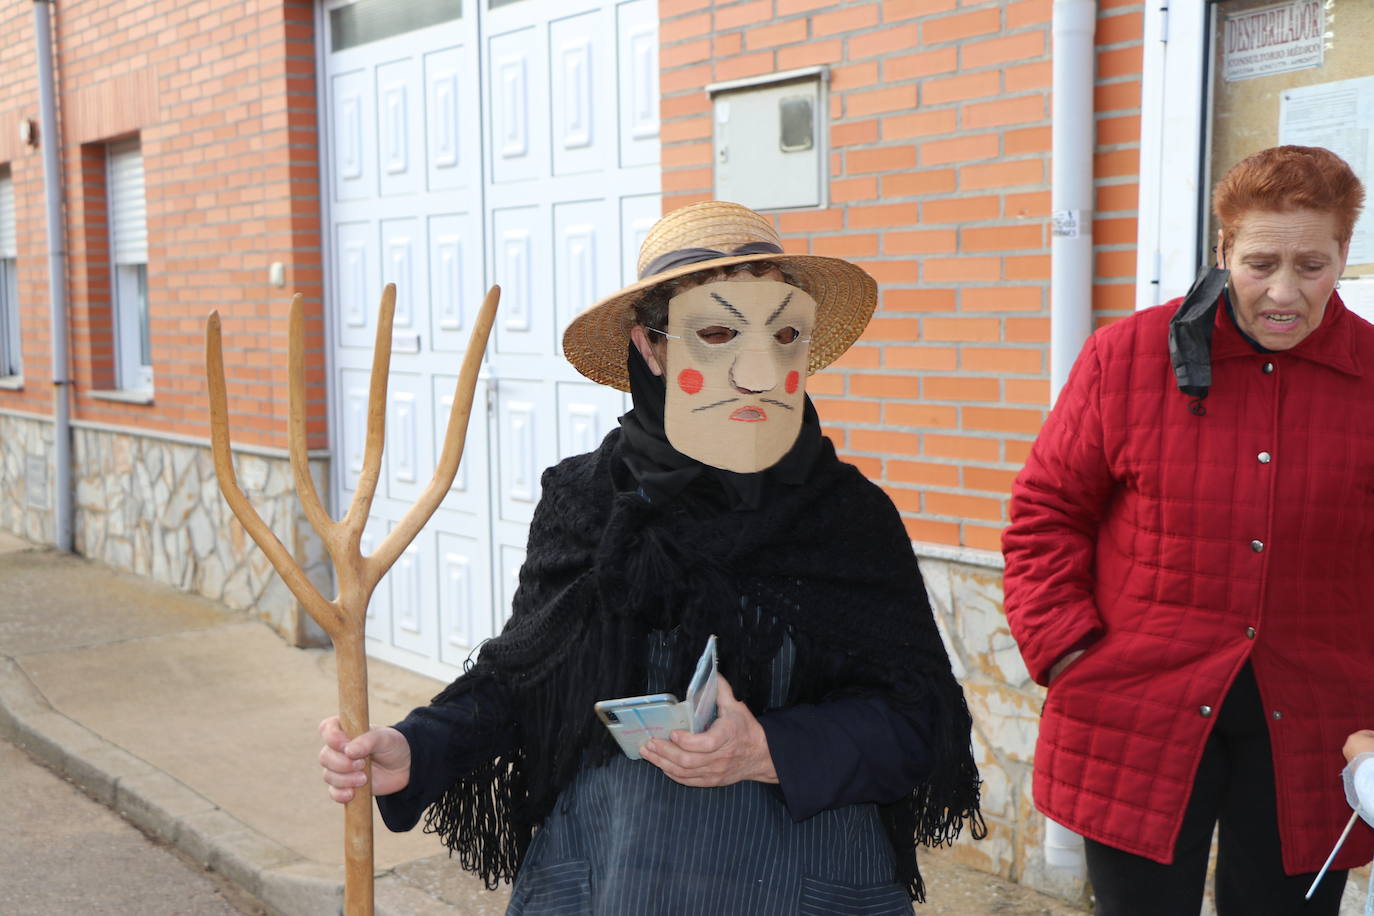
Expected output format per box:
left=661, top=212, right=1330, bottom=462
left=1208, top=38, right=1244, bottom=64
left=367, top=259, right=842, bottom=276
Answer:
left=336, top=631, right=374, bottom=916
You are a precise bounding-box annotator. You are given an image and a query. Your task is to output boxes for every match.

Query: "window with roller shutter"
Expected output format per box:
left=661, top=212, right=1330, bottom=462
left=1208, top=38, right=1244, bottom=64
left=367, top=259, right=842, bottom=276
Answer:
left=108, top=139, right=151, bottom=392
left=0, top=166, right=18, bottom=378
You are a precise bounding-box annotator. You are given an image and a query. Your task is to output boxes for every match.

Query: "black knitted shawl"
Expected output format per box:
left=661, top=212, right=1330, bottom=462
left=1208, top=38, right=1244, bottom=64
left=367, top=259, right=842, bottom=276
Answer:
left=420, top=431, right=984, bottom=902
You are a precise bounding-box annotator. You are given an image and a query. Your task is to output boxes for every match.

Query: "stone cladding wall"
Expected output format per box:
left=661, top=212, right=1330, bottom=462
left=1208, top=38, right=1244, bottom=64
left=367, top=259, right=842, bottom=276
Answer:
left=1, top=413, right=329, bottom=646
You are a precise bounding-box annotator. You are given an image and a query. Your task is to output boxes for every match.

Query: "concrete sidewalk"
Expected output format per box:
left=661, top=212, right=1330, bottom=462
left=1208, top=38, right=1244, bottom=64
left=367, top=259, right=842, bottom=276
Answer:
left=0, top=531, right=1087, bottom=916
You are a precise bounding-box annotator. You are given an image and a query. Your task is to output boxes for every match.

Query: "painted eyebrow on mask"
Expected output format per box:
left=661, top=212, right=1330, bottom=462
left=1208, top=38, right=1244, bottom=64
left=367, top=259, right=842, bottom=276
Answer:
left=765, top=291, right=795, bottom=325
left=709, top=292, right=750, bottom=324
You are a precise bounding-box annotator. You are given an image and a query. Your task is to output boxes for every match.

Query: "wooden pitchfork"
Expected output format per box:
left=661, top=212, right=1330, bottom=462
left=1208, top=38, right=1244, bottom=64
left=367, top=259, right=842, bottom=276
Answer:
left=205, top=283, right=500, bottom=916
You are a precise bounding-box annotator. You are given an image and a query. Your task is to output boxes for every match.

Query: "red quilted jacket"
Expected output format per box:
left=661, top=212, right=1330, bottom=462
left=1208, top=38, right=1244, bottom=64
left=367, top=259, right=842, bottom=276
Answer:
left=1003, top=293, right=1374, bottom=873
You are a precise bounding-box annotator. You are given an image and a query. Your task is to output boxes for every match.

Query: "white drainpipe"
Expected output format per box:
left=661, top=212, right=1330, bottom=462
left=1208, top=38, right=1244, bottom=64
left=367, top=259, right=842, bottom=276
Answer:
left=1039, top=0, right=1099, bottom=876
left=1050, top=0, right=1097, bottom=404
left=33, top=0, right=73, bottom=551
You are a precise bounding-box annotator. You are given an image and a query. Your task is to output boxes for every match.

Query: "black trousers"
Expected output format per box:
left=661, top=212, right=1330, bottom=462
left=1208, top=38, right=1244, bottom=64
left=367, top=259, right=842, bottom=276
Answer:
left=1082, top=664, right=1348, bottom=916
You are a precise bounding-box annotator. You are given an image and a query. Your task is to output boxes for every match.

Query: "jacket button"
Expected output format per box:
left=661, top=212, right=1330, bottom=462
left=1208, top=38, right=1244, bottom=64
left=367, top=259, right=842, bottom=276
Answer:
left=1257, top=451, right=1271, bottom=464
left=1272, top=710, right=1283, bottom=720
left=1250, top=539, right=1264, bottom=552
left=1246, top=626, right=1256, bottom=639
left=1263, top=361, right=1275, bottom=374
left=1200, top=705, right=1213, bottom=717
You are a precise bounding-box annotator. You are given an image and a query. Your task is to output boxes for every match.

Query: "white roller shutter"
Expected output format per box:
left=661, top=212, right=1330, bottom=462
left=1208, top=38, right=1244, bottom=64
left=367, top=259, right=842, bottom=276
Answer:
left=109, top=142, right=147, bottom=264
left=0, top=171, right=15, bottom=259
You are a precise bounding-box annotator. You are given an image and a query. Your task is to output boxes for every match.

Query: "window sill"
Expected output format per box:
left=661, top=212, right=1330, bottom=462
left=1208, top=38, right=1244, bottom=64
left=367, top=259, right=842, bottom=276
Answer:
left=0, top=376, right=22, bottom=391
left=90, top=388, right=154, bottom=405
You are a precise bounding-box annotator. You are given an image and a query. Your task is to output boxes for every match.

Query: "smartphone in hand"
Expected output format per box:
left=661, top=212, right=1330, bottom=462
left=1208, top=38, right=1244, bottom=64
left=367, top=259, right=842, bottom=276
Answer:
left=594, top=694, right=691, bottom=759
left=595, top=635, right=718, bottom=759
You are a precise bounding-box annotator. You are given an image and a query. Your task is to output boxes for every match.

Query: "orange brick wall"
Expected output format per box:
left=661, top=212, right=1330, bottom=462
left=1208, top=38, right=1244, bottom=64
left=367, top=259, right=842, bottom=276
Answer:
left=659, top=0, right=1145, bottom=550
left=0, top=2, right=45, bottom=401
left=0, top=0, right=325, bottom=450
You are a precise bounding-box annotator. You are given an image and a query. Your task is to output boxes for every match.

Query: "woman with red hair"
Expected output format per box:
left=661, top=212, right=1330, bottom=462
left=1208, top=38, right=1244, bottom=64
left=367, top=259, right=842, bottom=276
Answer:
left=1004, top=145, right=1374, bottom=914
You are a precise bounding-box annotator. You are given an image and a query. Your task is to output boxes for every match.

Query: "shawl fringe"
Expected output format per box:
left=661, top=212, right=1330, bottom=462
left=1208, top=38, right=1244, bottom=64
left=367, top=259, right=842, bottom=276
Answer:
left=421, top=751, right=526, bottom=890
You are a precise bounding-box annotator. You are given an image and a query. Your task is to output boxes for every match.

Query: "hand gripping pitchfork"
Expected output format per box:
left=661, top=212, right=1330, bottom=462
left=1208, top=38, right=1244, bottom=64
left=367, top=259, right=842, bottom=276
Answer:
left=205, top=284, right=500, bottom=916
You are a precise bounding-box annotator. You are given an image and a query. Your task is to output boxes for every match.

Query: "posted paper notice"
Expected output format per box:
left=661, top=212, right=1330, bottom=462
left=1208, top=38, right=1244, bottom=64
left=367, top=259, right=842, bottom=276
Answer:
left=1280, top=76, right=1374, bottom=264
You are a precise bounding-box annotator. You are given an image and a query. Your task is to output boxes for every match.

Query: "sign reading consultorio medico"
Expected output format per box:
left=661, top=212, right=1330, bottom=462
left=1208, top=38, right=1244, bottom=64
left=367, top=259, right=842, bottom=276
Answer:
left=1223, top=0, right=1325, bottom=82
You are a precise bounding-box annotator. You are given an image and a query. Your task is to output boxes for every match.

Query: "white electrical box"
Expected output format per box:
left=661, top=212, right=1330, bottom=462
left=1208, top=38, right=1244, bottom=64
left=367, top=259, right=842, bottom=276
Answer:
left=709, top=67, right=827, bottom=211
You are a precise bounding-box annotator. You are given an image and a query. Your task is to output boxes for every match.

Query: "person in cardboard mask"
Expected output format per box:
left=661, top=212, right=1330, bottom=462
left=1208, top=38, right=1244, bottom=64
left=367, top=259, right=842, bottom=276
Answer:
left=317, top=201, right=983, bottom=914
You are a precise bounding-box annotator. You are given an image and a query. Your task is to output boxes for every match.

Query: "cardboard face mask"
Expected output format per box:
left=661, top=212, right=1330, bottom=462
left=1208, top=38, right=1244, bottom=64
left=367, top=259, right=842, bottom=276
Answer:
left=663, top=279, right=816, bottom=473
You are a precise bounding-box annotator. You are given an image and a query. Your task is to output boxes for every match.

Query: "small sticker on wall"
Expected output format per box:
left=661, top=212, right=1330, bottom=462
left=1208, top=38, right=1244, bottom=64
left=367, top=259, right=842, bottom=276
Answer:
left=1222, top=0, right=1325, bottom=82
left=1051, top=210, right=1081, bottom=239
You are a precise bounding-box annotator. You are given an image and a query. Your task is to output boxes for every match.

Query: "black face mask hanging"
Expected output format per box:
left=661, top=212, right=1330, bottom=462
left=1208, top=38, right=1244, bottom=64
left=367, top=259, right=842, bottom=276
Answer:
left=1168, top=265, right=1231, bottom=399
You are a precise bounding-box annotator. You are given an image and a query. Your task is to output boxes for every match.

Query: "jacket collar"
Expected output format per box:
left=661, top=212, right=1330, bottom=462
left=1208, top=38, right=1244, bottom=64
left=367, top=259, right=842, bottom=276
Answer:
left=1210, top=290, right=1362, bottom=377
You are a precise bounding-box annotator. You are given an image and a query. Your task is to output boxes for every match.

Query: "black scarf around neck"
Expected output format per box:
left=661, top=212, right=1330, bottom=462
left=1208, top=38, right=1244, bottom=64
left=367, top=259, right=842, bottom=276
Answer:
left=618, top=343, right=823, bottom=511
left=418, top=360, right=984, bottom=903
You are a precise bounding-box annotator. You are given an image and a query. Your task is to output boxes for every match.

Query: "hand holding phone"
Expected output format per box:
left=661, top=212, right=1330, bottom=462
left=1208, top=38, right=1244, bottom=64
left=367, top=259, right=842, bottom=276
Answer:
left=595, top=635, right=718, bottom=759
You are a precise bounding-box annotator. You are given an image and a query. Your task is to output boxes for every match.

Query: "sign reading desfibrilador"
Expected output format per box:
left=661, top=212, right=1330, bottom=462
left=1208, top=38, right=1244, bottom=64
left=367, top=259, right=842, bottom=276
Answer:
left=1222, top=0, right=1324, bottom=83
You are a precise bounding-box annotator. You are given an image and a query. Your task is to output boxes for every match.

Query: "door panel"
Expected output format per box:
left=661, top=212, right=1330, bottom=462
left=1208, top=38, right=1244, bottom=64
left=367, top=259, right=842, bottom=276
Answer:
left=427, top=212, right=483, bottom=351
left=335, top=221, right=376, bottom=349
left=384, top=371, right=427, bottom=503
left=489, top=27, right=546, bottom=184
left=376, top=57, right=422, bottom=198
left=338, top=368, right=371, bottom=493
left=438, top=530, right=494, bottom=663
left=558, top=381, right=625, bottom=460
left=619, top=192, right=659, bottom=285
left=331, top=68, right=373, bottom=201
left=491, top=205, right=551, bottom=355
left=389, top=536, right=435, bottom=658
left=432, top=374, right=490, bottom=514
left=553, top=199, right=618, bottom=353
left=550, top=10, right=610, bottom=177
left=617, top=0, right=659, bottom=169
left=380, top=217, right=422, bottom=334
left=494, top=377, right=556, bottom=525
left=424, top=47, right=471, bottom=192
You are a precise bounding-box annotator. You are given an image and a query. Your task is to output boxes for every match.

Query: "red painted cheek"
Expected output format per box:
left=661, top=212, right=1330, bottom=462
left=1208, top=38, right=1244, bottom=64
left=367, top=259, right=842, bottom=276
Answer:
left=785, top=371, right=800, bottom=394
left=678, top=368, right=704, bottom=395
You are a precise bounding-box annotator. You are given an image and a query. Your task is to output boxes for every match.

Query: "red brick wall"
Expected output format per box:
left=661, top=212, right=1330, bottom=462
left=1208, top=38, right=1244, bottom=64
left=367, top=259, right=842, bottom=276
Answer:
left=0, top=0, right=325, bottom=450
left=659, top=0, right=1145, bottom=550
left=0, top=2, right=45, bottom=401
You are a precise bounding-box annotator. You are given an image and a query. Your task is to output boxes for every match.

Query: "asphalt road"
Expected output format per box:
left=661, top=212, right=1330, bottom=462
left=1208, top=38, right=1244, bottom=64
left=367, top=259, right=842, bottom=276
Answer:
left=1, top=736, right=277, bottom=916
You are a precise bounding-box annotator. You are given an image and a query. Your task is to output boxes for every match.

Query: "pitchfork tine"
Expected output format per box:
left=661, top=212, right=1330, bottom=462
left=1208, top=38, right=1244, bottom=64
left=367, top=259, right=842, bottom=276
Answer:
left=287, top=293, right=336, bottom=541
left=372, top=285, right=501, bottom=575
left=205, top=310, right=339, bottom=631
left=343, top=283, right=397, bottom=534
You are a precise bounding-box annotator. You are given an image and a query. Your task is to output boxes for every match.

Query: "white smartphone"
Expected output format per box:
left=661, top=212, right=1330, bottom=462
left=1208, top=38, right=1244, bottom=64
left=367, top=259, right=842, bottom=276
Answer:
left=594, top=694, right=692, bottom=760
left=595, top=635, right=718, bottom=759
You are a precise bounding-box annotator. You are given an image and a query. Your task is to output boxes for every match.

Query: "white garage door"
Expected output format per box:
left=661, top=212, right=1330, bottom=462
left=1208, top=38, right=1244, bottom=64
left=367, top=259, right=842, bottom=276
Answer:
left=321, top=0, right=660, bottom=680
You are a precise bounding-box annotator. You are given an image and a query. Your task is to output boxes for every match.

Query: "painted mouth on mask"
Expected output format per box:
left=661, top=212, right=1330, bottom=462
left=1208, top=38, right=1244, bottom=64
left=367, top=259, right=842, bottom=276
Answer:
left=729, top=406, right=767, bottom=422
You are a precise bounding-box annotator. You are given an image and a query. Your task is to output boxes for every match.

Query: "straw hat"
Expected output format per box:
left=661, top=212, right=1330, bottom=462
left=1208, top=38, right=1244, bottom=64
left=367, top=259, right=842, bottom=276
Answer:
left=562, top=201, right=878, bottom=392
